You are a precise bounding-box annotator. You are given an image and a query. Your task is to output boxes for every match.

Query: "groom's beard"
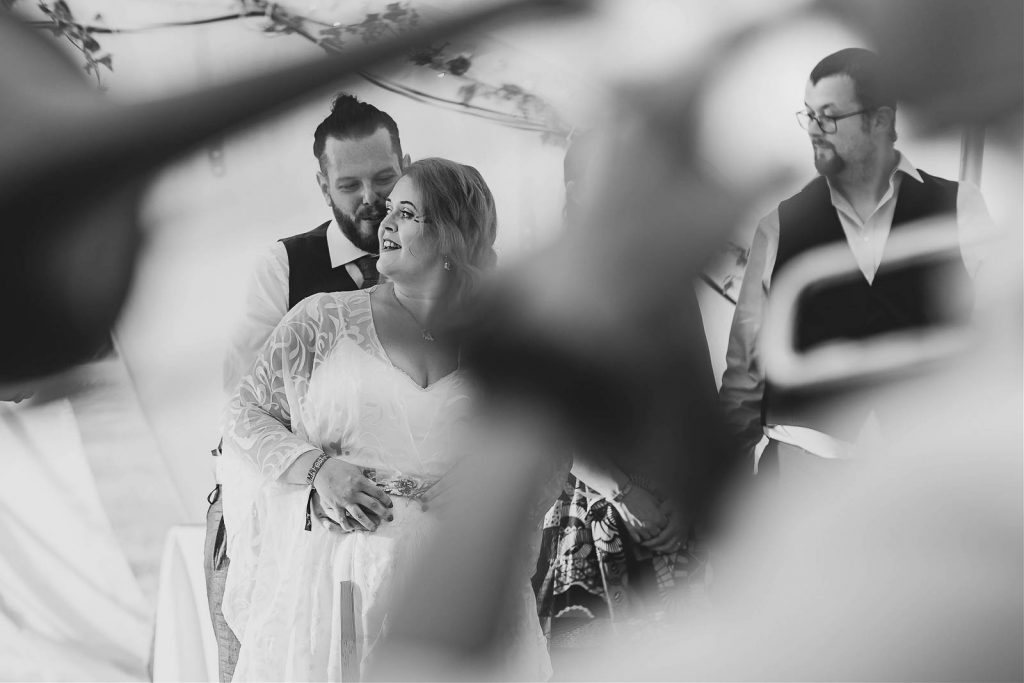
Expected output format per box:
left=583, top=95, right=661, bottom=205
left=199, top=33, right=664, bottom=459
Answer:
left=334, top=200, right=385, bottom=254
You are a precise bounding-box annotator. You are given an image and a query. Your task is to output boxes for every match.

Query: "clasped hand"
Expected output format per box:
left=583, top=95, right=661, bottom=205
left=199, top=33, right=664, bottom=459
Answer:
left=611, top=486, right=685, bottom=555
left=311, top=458, right=393, bottom=533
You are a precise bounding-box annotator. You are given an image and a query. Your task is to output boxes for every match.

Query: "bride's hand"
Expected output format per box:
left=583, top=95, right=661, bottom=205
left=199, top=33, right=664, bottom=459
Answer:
left=310, top=489, right=357, bottom=533
left=313, top=458, right=393, bottom=531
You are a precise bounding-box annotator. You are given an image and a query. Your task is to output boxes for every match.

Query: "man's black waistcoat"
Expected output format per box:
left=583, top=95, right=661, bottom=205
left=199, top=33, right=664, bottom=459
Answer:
left=280, top=221, right=360, bottom=309
left=763, top=170, right=970, bottom=437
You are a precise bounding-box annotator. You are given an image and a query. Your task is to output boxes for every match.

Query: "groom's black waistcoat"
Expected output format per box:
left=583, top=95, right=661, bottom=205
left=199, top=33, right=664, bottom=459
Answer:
left=763, top=171, right=969, bottom=438
left=280, top=221, right=360, bottom=309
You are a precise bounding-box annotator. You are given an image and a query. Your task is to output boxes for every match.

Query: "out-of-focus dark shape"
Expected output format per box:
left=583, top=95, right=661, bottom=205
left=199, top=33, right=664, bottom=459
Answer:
left=822, top=0, right=1023, bottom=129
left=375, top=38, right=751, bottom=681
left=0, top=0, right=587, bottom=383
left=762, top=222, right=977, bottom=439
left=460, top=100, right=741, bottom=530
left=377, top=0, right=1021, bottom=679
left=758, top=0, right=1022, bottom=433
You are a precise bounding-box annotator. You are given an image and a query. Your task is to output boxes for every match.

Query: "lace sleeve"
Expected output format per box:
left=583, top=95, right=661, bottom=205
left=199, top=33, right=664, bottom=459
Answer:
left=223, top=293, right=339, bottom=480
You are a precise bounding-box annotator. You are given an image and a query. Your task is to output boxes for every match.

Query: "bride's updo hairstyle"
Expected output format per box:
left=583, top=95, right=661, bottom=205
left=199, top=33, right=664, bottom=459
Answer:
left=403, top=158, right=497, bottom=305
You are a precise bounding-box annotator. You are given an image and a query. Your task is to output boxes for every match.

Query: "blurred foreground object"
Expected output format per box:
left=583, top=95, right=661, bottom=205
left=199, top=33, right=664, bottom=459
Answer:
left=374, top=14, right=748, bottom=682
left=761, top=222, right=980, bottom=435
left=0, top=397, right=151, bottom=680
left=562, top=196, right=1023, bottom=679
left=374, top=0, right=1022, bottom=679
left=0, top=0, right=586, bottom=384
left=565, top=285, right=1024, bottom=679
left=825, top=0, right=1023, bottom=129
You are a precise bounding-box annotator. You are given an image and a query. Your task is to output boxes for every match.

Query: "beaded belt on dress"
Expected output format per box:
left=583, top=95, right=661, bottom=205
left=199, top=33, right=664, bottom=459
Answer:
left=361, top=468, right=437, bottom=500
left=303, top=464, right=440, bottom=531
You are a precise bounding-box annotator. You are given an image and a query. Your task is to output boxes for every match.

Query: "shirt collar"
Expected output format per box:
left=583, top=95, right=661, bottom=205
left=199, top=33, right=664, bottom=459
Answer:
left=825, top=150, right=924, bottom=210
left=326, top=218, right=373, bottom=268
left=892, top=151, right=924, bottom=184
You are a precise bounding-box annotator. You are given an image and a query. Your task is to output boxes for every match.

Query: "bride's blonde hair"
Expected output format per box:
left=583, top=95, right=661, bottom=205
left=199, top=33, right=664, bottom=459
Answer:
left=402, top=158, right=497, bottom=305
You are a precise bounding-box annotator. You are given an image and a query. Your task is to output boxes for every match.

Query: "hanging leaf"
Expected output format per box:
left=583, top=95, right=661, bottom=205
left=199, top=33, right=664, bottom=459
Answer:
left=96, top=54, right=112, bottom=71
left=28, top=1, right=110, bottom=85
left=409, top=43, right=445, bottom=66
left=383, top=3, right=407, bottom=22
left=319, top=25, right=343, bottom=39
left=457, top=83, right=478, bottom=104
left=497, top=84, right=524, bottom=99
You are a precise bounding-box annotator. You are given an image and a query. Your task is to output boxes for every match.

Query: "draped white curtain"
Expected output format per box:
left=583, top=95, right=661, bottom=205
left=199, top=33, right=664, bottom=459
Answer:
left=0, top=400, right=150, bottom=681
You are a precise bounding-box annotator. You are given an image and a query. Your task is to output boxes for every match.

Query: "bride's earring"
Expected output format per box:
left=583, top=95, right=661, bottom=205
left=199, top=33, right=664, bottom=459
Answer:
left=443, top=259, right=452, bottom=271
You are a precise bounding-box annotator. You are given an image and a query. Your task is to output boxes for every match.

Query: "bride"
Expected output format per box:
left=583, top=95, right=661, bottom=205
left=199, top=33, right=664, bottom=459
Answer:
left=221, top=157, right=563, bottom=680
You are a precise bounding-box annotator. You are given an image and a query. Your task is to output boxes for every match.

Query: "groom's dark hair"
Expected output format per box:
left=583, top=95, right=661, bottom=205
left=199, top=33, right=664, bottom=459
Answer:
left=313, top=93, right=403, bottom=169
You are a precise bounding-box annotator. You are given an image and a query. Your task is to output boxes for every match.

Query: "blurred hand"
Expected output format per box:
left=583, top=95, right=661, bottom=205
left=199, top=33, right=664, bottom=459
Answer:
left=612, top=486, right=668, bottom=543
left=313, top=458, right=393, bottom=531
left=641, top=499, right=686, bottom=554
left=417, top=460, right=470, bottom=513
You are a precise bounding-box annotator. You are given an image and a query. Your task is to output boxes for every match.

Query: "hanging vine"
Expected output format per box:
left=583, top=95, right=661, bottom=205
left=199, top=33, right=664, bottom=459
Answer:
left=5, top=0, right=112, bottom=87
left=247, top=0, right=569, bottom=140
left=5, top=0, right=568, bottom=139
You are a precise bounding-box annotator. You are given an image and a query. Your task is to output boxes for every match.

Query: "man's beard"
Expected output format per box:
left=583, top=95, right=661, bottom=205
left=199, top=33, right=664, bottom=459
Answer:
left=333, top=201, right=385, bottom=253
left=812, top=141, right=846, bottom=177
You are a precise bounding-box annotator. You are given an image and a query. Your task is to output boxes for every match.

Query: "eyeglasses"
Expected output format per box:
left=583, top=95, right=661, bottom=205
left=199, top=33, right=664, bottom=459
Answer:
left=796, top=108, right=874, bottom=134
left=384, top=200, right=430, bottom=224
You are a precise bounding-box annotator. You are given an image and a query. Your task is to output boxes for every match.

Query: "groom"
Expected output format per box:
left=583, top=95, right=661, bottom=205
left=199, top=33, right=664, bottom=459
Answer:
left=204, top=93, right=408, bottom=682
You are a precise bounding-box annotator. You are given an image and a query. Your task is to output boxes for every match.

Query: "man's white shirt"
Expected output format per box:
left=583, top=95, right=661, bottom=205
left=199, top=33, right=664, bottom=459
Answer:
left=222, top=219, right=373, bottom=396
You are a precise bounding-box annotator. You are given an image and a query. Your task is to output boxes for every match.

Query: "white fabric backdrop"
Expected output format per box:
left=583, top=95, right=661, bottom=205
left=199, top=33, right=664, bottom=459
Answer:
left=0, top=400, right=150, bottom=681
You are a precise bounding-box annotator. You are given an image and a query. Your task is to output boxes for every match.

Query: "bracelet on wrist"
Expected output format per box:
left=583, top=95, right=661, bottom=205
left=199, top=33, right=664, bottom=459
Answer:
left=305, top=452, right=331, bottom=486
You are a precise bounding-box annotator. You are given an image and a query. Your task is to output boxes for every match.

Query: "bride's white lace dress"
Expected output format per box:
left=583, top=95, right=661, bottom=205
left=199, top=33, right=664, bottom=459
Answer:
left=222, top=288, right=563, bottom=681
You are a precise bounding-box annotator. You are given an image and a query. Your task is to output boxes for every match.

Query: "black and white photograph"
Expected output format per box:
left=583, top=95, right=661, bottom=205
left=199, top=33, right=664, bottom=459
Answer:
left=1, top=0, right=1021, bottom=680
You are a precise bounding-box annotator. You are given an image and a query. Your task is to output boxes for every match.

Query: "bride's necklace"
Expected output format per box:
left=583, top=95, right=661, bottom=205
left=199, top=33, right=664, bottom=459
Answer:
left=392, top=287, right=436, bottom=342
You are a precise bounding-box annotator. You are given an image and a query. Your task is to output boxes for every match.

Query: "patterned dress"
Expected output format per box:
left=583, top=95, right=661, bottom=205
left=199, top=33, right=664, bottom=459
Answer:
left=532, top=474, right=709, bottom=646
left=222, top=288, right=565, bottom=681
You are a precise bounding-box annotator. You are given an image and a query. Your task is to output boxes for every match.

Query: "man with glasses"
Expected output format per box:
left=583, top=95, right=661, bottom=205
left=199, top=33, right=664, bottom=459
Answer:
left=719, top=47, right=992, bottom=478
left=205, top=93, right=407, bottom=682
